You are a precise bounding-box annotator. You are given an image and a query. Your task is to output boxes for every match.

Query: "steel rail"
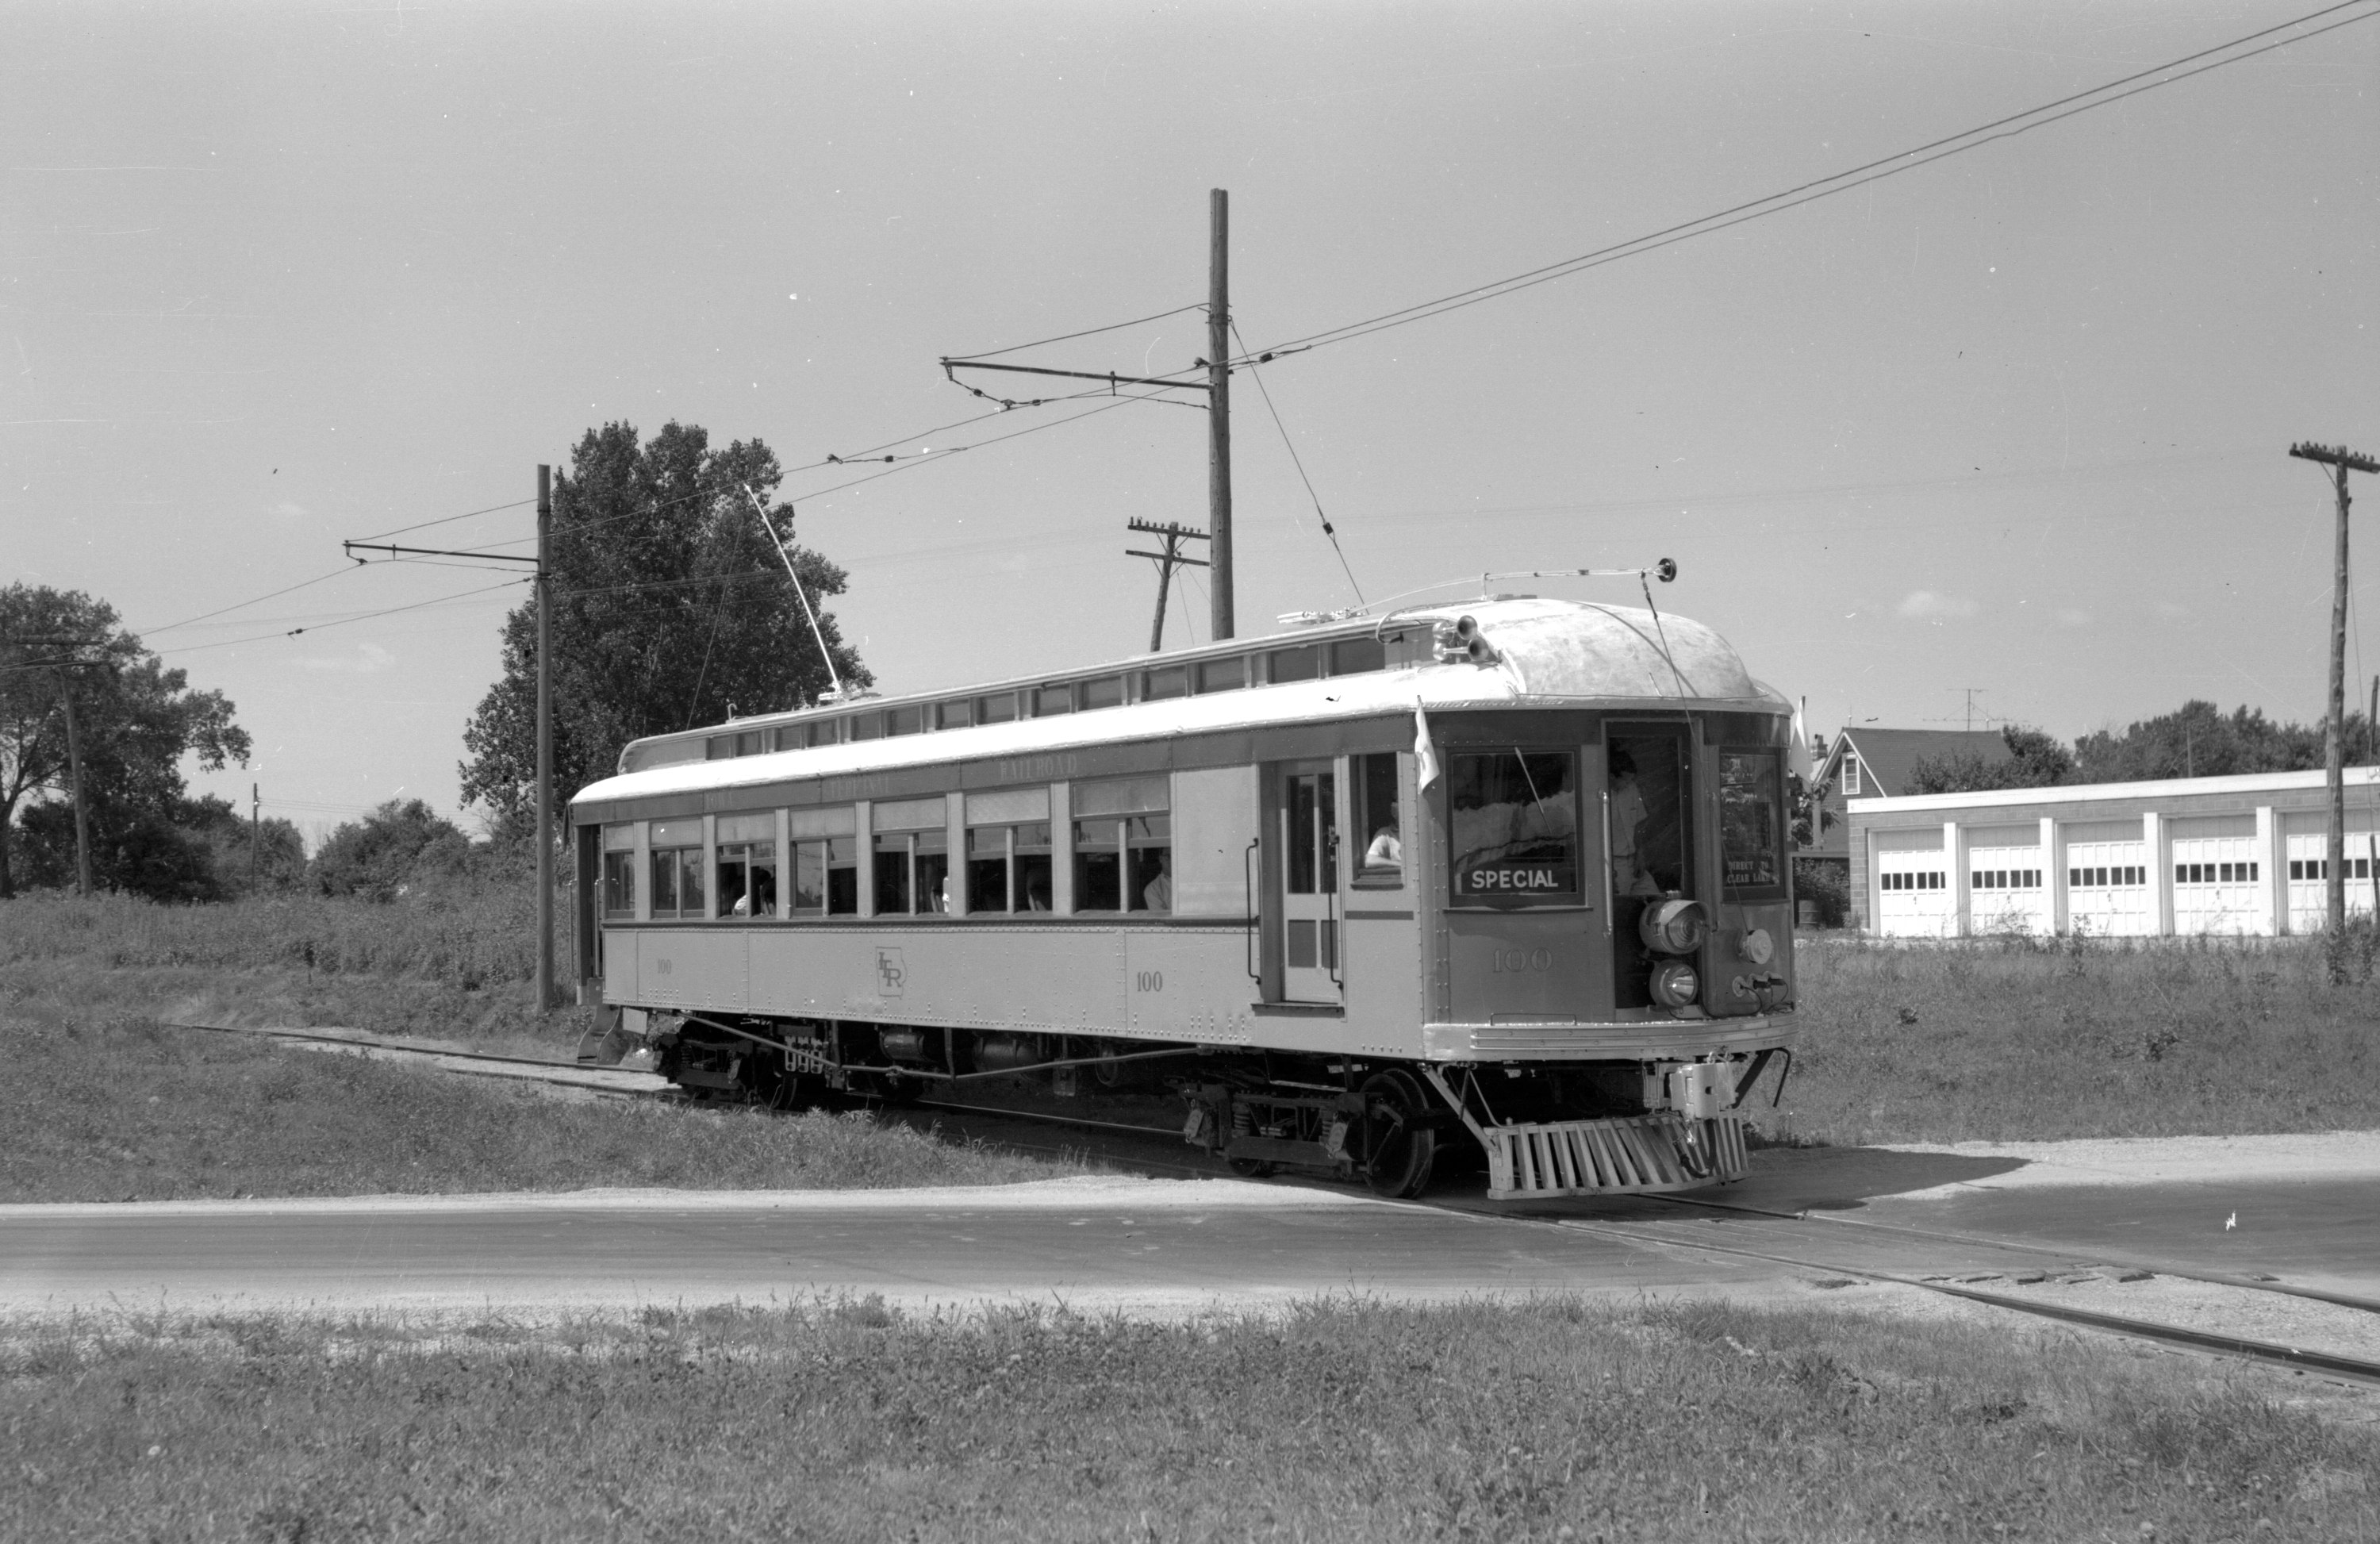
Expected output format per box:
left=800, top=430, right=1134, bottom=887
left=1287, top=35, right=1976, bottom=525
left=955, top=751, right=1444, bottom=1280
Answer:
left=1646, top=1192, right=2380, bottom=1318
left=157, top=1021, right=663, bottom=1097
left=1533, top=1212, right=2380, bottom=1389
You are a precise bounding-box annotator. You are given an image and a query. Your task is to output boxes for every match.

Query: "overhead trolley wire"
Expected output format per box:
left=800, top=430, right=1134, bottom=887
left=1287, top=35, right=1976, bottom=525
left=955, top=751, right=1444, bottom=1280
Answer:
left=351, top=496, right=537, bottom=544
left=1240, top=0, right=2380, bottom=363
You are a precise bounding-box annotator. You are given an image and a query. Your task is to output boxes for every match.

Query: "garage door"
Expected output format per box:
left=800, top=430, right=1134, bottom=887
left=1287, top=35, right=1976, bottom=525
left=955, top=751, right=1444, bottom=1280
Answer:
left=2285, top=818, right=2380, bottom=933
left=2065, top=821, right=2151, bottom=937
left=1874, top=831, right=1952, bottom=938
left=1967, top=824, right=2048, bottom=935
left=2170, top=815, right=2265, bottom=936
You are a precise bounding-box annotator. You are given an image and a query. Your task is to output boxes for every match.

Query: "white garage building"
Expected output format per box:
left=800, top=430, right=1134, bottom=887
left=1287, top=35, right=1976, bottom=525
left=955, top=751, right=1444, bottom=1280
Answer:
left=1848, top=766, right=2380, bottom=938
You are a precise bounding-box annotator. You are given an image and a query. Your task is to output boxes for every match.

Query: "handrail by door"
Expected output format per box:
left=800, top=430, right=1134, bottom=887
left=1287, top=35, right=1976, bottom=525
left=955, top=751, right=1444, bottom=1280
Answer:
left=1243, top=837, right=1262, bottom=984
left=1601, top=789, right=1616, bottom=938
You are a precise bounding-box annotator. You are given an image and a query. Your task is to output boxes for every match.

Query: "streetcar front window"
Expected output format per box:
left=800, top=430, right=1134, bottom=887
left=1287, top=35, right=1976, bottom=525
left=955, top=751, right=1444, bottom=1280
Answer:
left=1447, top=750, right=1579, bottom=907
left=1717, top=750, right=1786, bottom=897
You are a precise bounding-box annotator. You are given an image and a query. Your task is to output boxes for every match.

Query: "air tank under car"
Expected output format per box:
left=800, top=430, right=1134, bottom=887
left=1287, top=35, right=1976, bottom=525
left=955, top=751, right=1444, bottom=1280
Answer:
left=568, top=589, right=1798, bottom=1201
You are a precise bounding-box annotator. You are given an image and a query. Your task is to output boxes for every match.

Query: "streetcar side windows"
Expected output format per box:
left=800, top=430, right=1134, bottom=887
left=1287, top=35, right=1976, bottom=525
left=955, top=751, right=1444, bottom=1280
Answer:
left=1196, top=657, right=1246, bottom=694
left=872, top=796, right=950, bottom=915
left=716, top=812, right=777, bottom=919
left=649, top=819, right=704, bottom=919
left=1142, top=665, right=1188, bottom=701
left=601, top=824, right=637, bottom=916
left=1447, top=751, right=1580, bottom=908
left=964, top=787, right=1053, bottom=913
left=1073, top=777, right=1173, bottom=912
left=1353, top=752, right=1404, bottom=885
left=788, top=808, right=859, bottom=916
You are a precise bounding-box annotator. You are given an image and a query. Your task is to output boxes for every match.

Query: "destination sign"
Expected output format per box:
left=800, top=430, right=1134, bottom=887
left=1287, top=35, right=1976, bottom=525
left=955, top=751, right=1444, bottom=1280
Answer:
left=1457, top=861, right=1577, bottom=898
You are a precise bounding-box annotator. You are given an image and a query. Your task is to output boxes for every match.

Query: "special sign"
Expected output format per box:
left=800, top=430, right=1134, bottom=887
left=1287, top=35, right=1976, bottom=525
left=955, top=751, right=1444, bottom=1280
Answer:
left=1457, top=860, right=1577, bottom=899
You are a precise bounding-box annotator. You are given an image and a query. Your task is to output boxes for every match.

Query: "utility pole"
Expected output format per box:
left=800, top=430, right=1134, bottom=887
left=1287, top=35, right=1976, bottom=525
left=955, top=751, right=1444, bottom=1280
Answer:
left=1207, top=187, right=1234, bottom=640
left=536, top=463, right=554, bottom=1014
left=2290, top=440, right=2379, bottom=942
left=1125, top=519, right=1211, bottom=651
left=250, top=782, right=260, bottom=894
left=60, top=682, right=90, bottom=897
left=939, top=190, right=1236, bottom=642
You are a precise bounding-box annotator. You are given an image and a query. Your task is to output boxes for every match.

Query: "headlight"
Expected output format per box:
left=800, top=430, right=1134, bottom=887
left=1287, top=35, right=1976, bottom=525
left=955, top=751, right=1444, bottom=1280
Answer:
left=1638, top=898, right=1707, bottom=955
left=1649, top=960, right=1700, bottom=1008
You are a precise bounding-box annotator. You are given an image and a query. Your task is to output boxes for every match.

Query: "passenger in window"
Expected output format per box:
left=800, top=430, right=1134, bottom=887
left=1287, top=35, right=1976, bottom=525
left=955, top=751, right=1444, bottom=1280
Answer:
left=1365, top=820, right=1403, bottom=867
left=1607, top=748, right=1656, bottom=895
left=1142, top=851, right=1173, bottom=912
left=1024, top=873, right=1052, bottom=912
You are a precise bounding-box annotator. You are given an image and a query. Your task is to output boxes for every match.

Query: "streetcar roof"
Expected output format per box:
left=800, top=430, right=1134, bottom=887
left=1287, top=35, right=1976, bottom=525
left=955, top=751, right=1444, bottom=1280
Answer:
left=572, top=597, right=1782, bottom=812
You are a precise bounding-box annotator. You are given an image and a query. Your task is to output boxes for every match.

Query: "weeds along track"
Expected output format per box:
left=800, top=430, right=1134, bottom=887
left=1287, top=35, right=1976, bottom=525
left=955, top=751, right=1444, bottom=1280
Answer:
left=148, top=1021, right=2380, bottom=1385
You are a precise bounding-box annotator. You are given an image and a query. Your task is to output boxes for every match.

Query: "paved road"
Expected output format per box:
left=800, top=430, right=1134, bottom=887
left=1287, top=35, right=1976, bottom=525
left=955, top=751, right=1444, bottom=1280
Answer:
left=0, top=1181, right=1791, bottom=1316
left=5, top=1137, right=2373, bottom=1322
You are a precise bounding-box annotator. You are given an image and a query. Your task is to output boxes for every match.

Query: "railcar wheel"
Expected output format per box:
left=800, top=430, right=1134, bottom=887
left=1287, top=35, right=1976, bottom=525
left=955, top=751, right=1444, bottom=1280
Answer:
left=1226, top=1158, right=1277, bottom=1178
left=1360, top=1071, right=1437, bottom=1200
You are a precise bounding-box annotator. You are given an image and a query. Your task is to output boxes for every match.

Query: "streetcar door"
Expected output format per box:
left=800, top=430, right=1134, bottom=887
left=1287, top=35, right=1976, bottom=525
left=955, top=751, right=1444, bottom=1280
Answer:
left=1276, top=763, right=1343, bottom=1002
left=1606, top=724, right=1695, bottom=1008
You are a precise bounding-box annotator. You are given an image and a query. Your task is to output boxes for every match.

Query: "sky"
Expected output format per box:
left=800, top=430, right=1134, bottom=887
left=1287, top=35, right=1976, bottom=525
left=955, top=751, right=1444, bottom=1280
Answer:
left=5, top=1, right=2375, bottom=844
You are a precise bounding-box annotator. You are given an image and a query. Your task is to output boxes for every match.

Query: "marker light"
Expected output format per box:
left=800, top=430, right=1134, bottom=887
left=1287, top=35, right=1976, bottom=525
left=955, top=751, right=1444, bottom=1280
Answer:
left=1649, top=960, right=1700, bottom=1009
left=1638, top=898, right=1707, bottom=955
left=1737, top=928, right=1775, bottom=966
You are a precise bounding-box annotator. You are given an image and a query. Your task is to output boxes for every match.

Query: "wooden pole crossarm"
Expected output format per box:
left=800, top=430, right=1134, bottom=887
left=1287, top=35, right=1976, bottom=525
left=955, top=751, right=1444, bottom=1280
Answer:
left=1125, top=549, right=1211, bottom=567
left=941, top=359, right=1211, bottom=393
left=342, top=541, right=541, bottom=566
left=2290, top=444, right=2380, bottom=474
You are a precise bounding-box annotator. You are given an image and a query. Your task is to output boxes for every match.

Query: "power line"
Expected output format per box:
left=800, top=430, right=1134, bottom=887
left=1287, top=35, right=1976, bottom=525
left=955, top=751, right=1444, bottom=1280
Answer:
left=1243, top=1, right=2380, bottom=363
left=944, top=302, right=1207, bottom=363
left=351, top=496, right=537, bottom=544
left=150, top=578, right=532, bottom=656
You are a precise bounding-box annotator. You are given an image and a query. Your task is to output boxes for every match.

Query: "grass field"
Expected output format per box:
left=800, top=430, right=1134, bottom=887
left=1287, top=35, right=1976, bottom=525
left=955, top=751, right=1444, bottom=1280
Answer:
left=10, top=889, right=2380, bottom=1184
left=0, top=887, right=574, bottom=1050
left=3, top=1295, right=2373, bottom=1542
left=1772, top=933, right=2380, bottom=1146
left=0, top=1008, right=1077, bottom=1203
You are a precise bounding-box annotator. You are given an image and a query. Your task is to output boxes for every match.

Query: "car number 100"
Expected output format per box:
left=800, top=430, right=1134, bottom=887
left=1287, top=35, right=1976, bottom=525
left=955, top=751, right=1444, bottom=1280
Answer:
left=1134, top=970, right=1164, bottom=993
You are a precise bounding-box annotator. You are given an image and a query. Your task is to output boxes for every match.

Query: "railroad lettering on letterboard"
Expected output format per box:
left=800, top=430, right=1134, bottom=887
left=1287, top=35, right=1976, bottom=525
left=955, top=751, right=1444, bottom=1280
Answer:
left=874, top=947, right=906, bottom=997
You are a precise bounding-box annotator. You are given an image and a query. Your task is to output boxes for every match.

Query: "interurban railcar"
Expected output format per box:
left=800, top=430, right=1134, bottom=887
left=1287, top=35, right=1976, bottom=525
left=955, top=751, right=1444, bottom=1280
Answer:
left=566, top=596, right=1798, bottom=1200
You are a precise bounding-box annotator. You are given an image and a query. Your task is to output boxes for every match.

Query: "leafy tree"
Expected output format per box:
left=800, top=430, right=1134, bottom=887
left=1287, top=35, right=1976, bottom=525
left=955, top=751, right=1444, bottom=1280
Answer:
left=2071, top=701, right=2347, bottom=784
left=459, top=421, right=869, bottom=831
left=309, top=798, right=470, bottom=901
left=179, top=793, right=307, bottom=896
left=1906, top=725, right=2076, bottom=794
left=0, top=584, right=250, bottom=898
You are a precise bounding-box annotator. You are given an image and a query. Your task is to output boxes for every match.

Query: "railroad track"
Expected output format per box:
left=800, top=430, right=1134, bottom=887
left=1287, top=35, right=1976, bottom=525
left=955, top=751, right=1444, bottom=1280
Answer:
left=161, top=1021, right=2380, bottom=1385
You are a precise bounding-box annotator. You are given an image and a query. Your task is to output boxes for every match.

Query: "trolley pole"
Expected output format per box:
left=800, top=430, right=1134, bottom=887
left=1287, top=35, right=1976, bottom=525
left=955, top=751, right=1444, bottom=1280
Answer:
left=1207, top=187, right=1234, bottom=641
left=535, top=463, right=555, bottom=1013
left=2291, top=441, right=2379, bottom=946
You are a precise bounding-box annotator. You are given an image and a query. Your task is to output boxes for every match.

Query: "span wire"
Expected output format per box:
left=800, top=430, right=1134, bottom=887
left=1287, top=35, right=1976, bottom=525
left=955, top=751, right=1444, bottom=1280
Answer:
left=942, top=302, right=1207, bottom=363
left=1231, top=318, right=1365, bottom=608
left=149, top=577, right=532, bottom=656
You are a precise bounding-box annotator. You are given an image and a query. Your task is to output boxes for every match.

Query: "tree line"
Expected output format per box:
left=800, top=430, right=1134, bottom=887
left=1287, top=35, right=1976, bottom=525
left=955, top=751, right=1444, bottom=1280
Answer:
left=1904, top=703, right=2376, bottom=796
left=2, top=420, right=869, bottom=905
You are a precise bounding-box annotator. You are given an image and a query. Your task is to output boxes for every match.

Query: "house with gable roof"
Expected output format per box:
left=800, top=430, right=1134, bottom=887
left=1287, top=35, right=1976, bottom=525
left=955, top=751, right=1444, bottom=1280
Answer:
left=1799, top=728, right=2012, bottom=926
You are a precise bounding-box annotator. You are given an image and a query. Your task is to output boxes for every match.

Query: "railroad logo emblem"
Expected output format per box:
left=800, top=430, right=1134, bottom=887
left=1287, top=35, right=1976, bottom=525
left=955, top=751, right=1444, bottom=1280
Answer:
left=875, top=947, right=906, bottom=997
